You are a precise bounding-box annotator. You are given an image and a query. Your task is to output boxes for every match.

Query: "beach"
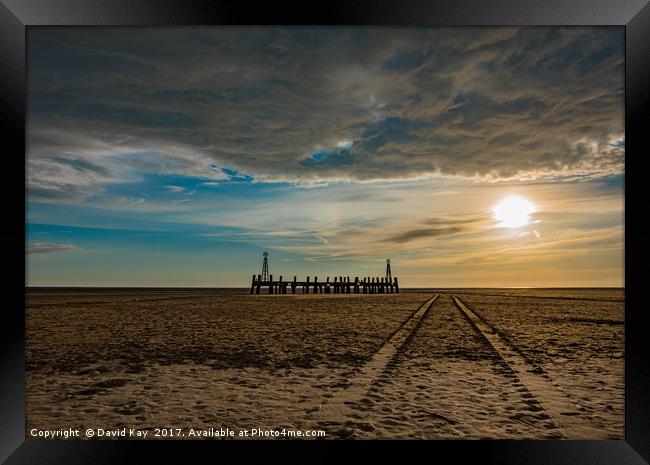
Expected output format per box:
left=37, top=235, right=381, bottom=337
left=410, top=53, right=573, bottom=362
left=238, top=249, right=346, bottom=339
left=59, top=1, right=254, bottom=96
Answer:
left=26, top=289, right=624, bottom=439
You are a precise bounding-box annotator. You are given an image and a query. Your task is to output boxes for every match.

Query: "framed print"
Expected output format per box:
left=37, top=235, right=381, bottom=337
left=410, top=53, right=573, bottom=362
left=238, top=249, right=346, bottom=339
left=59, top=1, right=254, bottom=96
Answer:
left=1, top=0, right=649, bottom=463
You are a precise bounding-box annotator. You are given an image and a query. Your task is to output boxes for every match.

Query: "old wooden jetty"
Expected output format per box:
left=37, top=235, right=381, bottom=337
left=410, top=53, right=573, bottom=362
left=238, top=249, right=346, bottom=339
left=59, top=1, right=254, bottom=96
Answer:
left=250, top=275, right=399, bottom=294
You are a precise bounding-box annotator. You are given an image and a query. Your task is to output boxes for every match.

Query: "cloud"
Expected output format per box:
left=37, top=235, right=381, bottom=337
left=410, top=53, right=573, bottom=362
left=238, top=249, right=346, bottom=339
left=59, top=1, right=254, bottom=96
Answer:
left=300, top=140, right=355, bottom=168
left=50, top=156, right=112, bottom=176
left=28, top=241, right=76, bottom=254
left=383, top=50, right=430, bottom=72
left=385, top=226, right=465, bottom=243
left=26, top=27, right=624, bottom=201
left=163, top=185, right=185, bottom=193
left=424, top=216, right=485, bottom=226
left=380, top=214, right=487, bottom=244
left=450, top=226, right=621, bottom=267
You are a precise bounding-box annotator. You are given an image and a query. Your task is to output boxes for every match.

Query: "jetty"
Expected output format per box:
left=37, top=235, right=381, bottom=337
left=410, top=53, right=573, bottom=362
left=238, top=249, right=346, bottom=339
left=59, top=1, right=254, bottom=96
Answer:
left=249, top=253, right=399, bottom=294
left=250, top=274, right=399, bottom=294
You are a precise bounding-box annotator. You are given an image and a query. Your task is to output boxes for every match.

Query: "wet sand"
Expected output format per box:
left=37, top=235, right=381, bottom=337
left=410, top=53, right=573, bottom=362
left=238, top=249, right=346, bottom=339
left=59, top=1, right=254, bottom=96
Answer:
left=26, top=288, right=624, bottom=439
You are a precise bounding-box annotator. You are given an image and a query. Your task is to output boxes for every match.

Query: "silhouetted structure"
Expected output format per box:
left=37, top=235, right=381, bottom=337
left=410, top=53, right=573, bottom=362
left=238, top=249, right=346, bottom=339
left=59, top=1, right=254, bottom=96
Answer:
left=261, top=251, right=269, bottom=282
left=250, top=257, right=399, bottom=295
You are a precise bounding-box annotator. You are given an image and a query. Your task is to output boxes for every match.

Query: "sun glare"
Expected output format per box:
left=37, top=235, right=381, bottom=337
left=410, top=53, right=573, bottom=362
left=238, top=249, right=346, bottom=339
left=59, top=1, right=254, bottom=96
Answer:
left=493, top=195, right=535, bottom=228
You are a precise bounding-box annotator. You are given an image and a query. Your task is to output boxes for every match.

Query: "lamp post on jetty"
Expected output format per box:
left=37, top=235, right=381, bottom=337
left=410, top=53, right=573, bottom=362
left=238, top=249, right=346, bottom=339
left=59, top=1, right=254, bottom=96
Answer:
left=261, top=251, right=269, bottom=282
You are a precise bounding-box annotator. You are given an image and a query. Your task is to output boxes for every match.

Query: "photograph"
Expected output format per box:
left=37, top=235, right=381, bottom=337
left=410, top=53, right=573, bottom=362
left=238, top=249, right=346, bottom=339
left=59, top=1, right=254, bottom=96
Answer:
left=25, top=26, right=625, bottom=441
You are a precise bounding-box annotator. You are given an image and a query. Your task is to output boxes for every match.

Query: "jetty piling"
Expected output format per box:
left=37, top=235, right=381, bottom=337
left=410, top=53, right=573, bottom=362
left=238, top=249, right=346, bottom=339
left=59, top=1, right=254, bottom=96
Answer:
left=250, top=252, right=399, bottom=295
left=250, top=274, right=400, bottom=295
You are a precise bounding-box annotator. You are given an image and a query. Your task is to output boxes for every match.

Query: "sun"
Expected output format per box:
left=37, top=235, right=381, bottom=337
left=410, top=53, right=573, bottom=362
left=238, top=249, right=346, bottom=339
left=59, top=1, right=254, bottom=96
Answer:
left=493, top=195, right=535, bottom=228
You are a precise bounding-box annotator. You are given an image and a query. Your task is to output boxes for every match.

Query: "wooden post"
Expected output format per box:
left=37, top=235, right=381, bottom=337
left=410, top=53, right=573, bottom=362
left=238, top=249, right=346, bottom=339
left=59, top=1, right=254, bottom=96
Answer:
left=354, top=277, right=359, bottom=293
left=250, top=274, right=256, bottom=294
left=292, top=276, right=297, bottom=294
left=256, top=274, right=261, bottom=294
left=269, top=274, right=274, bottom=294
left=305, top=276, right=310, bottom=294
left=314, top=276, right=319, bottom=294
left=394, top=277, right=399, bottom=294
left=279, top=275, right=283, bottom=294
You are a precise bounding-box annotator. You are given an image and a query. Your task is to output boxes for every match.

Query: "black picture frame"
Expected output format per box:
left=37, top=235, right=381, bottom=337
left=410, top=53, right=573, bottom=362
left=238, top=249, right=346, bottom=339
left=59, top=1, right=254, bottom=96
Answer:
left=1, top=1, right=648, bottom=463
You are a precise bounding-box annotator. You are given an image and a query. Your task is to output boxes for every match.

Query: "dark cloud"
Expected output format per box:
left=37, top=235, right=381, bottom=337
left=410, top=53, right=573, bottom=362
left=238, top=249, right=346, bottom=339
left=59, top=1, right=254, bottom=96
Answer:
left=27, top=27, right=624, bottom=198
left=424, top=216, right=484, bottom=226
left=51, top=157, right=112, bottom=177
left=385, top=226, right=464, bottom=243
left=300, top=141, right=355, bottom=168
left=359, top=116, right=427, bottom=153
left=383, top=50, right=429, bottom=71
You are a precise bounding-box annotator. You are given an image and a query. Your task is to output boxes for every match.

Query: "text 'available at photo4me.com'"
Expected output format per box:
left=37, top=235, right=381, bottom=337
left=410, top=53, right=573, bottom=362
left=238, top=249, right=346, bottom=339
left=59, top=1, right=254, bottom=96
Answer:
left=30, top=427, right=327, bottom=439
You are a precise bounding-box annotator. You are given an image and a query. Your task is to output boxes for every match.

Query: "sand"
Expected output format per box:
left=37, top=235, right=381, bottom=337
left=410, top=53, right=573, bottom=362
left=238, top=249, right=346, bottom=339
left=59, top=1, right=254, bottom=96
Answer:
left=25, top=288, right=624, bottom=439
left=452, top=291, right=624, bottom=438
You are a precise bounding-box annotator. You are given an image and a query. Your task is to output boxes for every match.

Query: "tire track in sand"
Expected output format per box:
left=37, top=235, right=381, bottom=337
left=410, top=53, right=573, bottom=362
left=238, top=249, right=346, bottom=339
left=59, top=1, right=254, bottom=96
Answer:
left=452, top=295, right=608, bottom=439
left=316, top=295, right=439, bottom=427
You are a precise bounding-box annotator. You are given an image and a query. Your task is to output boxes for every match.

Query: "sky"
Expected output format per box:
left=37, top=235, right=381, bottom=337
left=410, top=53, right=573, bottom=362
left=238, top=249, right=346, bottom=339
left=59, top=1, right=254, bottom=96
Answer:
left=26, top=27, right=624, bottom=287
